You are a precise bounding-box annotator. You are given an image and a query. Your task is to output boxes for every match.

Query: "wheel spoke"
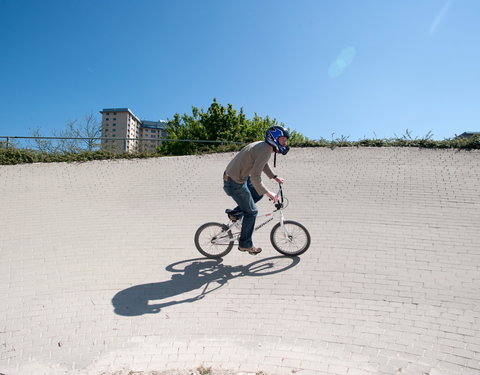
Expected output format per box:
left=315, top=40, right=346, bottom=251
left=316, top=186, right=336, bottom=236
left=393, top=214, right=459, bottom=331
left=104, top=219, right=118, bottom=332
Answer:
left=271, top=221, right=310, bottom=256
left=195, top=223, right=234, bottom=258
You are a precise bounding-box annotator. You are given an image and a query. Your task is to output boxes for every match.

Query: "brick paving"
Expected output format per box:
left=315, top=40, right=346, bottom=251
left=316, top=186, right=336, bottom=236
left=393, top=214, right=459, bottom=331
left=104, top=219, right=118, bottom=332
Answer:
left=0, top=147, right=479, bottom=375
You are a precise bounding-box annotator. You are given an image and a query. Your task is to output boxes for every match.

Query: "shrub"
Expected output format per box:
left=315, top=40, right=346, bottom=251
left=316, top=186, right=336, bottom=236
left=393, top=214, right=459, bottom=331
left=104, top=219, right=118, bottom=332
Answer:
left=2, top=134, right=479, bottom=166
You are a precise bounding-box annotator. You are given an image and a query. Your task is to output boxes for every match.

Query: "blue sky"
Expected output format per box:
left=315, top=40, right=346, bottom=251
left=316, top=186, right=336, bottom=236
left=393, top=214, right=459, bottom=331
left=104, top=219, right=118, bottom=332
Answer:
left=1, top=0, right=479, bottom=141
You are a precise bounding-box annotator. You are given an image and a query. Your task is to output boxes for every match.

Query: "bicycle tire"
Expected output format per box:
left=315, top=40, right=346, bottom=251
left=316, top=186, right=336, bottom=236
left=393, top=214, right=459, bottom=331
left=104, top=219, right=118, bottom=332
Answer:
left=194, top=222, right=234, bottom=259
left=270, top=220, right=311, bottom=256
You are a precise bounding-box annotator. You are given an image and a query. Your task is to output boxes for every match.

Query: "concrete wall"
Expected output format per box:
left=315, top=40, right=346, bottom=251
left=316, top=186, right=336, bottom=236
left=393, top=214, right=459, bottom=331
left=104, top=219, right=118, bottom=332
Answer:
left=1, top=147, right=479, bottom=375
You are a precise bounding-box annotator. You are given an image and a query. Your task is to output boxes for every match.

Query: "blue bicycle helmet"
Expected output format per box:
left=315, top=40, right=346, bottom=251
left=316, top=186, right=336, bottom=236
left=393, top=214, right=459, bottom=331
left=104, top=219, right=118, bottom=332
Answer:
left=265, top=126, right=290, bottom=155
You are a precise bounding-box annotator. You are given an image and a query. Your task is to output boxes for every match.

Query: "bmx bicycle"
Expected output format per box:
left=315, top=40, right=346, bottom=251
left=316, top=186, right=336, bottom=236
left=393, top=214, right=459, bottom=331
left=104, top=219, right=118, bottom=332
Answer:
left=194, top=184, right=311, bottom=259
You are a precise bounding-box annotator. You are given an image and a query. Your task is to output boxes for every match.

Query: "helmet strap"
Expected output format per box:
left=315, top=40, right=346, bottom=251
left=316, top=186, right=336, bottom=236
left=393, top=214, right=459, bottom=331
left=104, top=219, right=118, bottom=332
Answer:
left=274, top=151, right=277, bottom=168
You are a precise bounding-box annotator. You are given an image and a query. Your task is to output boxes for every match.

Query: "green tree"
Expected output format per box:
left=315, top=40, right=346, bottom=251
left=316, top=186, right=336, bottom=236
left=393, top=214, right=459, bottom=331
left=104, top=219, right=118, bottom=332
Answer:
left=158, top=99, right=299, bottom=155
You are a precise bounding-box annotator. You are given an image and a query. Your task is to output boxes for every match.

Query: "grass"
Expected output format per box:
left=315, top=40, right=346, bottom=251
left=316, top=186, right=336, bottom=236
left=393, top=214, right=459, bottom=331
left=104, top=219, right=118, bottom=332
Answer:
left=292, top=133, right=480, bottom=150
left=1, top=134, right=479, bottom=165
left=0, top=148, right=161, bottom=166
left=196, top=365, right=213, bottom=375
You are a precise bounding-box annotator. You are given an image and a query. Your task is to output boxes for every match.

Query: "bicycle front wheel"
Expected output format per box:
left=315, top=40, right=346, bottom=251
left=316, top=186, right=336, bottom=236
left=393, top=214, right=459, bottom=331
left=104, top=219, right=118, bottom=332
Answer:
left=270, top=220, right=311, bottom=256
left=194, top=222, right=234, bottom=259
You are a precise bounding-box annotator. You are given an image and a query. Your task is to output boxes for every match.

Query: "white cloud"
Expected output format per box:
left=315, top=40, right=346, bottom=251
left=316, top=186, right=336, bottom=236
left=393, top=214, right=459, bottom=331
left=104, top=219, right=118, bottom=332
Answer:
left=429, top=1, right=452, bottom=36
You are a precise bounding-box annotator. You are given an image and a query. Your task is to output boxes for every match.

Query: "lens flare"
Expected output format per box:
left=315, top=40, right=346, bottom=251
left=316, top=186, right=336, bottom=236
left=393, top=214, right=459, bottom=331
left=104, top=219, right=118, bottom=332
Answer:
left=328, top=46, right=356, bottom=78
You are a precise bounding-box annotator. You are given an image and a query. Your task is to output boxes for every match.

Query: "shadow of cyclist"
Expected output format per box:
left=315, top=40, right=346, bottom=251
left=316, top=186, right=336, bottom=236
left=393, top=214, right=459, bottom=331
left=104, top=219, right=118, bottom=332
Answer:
left=112, top=256, right=300, bottom=316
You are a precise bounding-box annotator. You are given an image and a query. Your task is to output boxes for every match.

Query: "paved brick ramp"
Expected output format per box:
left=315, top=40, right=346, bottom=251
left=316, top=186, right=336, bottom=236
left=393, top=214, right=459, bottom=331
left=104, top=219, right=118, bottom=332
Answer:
left=1, top=148, right=479, bottom=375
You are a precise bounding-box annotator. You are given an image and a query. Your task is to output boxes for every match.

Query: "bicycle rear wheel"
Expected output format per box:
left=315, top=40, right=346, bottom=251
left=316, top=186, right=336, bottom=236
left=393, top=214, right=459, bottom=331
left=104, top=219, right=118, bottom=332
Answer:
left=194, top=222, right=234, bottom=259
left=270, top=220, right=311, bottom=256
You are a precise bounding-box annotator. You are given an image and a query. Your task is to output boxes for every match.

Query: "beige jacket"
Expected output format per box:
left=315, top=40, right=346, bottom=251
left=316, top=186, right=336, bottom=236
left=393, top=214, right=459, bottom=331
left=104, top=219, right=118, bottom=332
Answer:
left=224, top=141, right=276, bottom=195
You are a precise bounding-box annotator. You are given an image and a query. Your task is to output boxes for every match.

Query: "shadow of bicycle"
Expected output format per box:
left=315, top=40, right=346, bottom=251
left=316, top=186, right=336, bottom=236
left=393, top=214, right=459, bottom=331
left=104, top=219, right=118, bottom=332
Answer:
left=112, top=255, right=300, bottom=316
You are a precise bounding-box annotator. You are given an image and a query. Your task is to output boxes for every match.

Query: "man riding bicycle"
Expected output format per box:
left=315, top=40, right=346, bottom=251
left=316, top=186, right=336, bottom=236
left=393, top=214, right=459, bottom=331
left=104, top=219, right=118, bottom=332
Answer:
left=223, top=126, right=290, bottom=255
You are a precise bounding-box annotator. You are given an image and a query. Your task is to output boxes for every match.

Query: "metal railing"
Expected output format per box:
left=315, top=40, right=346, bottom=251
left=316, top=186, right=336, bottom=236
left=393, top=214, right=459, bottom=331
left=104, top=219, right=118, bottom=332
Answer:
left=0, top=136, right=243, bottom=152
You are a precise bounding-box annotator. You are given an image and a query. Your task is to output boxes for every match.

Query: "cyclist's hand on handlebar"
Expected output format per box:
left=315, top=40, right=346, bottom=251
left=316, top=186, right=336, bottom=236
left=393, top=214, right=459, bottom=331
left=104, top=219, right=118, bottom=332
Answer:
left=274, top=176, right=285, bottom=184
left=266, top=191, right=279, bottom=203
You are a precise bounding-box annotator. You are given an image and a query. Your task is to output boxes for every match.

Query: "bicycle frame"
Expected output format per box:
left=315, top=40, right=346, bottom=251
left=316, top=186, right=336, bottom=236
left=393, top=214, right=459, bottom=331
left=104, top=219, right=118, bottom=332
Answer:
left=212, top=184, right=287, bottom=245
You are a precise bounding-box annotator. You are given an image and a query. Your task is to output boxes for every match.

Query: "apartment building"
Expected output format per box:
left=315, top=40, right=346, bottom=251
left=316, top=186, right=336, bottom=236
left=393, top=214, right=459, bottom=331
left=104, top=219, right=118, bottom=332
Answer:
left=100, top=108, right=168, bottom=153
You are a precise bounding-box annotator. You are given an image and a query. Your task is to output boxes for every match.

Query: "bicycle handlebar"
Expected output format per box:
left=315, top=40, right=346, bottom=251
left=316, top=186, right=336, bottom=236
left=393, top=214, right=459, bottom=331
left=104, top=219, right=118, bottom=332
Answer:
left=267, top=183, right=285, bottom=209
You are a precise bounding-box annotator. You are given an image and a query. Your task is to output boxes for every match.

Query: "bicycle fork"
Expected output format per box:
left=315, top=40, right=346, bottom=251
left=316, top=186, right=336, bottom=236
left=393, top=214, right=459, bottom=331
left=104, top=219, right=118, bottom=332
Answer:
left=278, top=210, right=293, bottom=242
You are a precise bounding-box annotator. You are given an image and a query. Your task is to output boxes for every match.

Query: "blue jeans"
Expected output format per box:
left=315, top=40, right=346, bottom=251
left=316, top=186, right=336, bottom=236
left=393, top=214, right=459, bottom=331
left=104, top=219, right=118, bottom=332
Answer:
left=223, top=176, right=263, bottom=248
